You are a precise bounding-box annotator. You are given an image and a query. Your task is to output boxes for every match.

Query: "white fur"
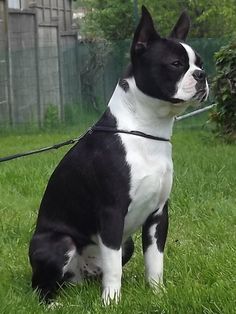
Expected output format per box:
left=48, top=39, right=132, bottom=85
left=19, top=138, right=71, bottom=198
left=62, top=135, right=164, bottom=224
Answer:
left=63, top=72, right=203, bottom=304
left=79, top=244, right=103, bottom=278
left=98, top=236, right=122, bottom=305
left=47, top=301, right=63, bottom=310
left=109, top=78, right=186, bottom=240
left=62, top=246, right=82, bottom=283
left=173, top=43, right=209, bottom=101
left=63, top=244, right=103, bottom=283
left=144, top=222, right=164, bottom=287
left=64, top=65, right=208, bottom=303
left=63, top=239, right=122, bottom=305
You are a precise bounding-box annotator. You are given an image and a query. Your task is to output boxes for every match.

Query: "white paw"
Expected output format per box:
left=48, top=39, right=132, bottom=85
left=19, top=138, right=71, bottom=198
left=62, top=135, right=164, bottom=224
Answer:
left=147, top=276, right=164, bottom=293
left=102, top=286, right=121, bottom=306
left=46, top=301, right=63, bottom=310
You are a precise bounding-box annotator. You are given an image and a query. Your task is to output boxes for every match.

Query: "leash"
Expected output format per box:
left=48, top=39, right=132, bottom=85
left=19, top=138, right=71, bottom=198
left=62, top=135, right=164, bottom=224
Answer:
left=0, top=127, right=169, bottom=163
left=0, top=103, right=216, bottom=163
left=0, top=138, right=79, bottom=163
left=92, top=126, right=170, bottom=142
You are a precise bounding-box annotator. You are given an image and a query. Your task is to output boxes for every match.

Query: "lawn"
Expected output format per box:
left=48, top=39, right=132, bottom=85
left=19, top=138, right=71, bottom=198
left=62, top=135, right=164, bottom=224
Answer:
left=0, top=124, right=235, bottom=314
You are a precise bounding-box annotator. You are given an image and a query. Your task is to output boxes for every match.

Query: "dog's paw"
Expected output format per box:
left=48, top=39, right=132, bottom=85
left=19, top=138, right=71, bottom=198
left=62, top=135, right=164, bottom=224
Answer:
left=102, top=286, right=121, bottom=306
left=46, top=301, right=63, bottom=310
left=147, top=277, right=164, bottom=293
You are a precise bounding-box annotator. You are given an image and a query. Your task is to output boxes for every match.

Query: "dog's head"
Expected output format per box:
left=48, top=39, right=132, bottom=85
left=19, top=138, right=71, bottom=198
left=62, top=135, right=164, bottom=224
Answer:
left=129, top=6, right=209, bottom=104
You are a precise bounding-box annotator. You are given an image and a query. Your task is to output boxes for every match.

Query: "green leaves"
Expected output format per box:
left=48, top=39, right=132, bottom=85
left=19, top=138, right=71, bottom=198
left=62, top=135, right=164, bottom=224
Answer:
left=73, top=0, right=236, bottom=39
left=211, top=41, right=236, bottom=142
left=76, top=0, right=134, bottom=40
left=142, top=0, right=236, bottom=38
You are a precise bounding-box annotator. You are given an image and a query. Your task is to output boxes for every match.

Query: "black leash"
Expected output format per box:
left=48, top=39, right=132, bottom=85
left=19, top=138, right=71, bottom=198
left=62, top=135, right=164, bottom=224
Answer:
left=0, top=127, right=170, bottom=163
left=92, top=126, right=170, bottom=142
left=0, top=138, right=79, bottom=163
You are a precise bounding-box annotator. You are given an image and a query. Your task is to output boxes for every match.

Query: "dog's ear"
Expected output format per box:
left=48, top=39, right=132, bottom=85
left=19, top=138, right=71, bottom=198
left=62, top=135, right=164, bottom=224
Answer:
left=131, top=6, right=160, bottom=58
left=169, top=10, right=190, bottom=41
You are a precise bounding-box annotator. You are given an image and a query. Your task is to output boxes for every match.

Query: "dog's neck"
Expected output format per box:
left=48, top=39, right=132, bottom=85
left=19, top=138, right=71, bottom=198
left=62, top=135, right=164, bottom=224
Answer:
left=108, top=77, right=189, bottom=140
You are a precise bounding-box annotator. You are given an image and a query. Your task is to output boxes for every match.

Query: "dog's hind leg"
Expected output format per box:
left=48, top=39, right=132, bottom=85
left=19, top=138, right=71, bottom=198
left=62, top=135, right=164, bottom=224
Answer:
left=122, top=237, right=134, bottom=266
left=29, top=233, right=77, bottom=303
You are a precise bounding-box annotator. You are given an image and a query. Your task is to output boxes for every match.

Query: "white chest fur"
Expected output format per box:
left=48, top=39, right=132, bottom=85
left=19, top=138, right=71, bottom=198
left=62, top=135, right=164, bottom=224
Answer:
left=107, top=78, right=189, bottom=240
left=121, top=135, right=173, bottom=238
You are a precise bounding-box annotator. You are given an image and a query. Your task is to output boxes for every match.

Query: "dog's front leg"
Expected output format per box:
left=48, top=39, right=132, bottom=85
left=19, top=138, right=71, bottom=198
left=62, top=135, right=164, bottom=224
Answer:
left=142, top=201, right=168, bottom=289
left=98, top=210, right=124, bottom=305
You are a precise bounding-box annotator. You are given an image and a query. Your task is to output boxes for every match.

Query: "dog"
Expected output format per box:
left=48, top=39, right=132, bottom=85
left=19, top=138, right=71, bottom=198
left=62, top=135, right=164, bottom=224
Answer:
left=29, top=6, right=209, bottom=305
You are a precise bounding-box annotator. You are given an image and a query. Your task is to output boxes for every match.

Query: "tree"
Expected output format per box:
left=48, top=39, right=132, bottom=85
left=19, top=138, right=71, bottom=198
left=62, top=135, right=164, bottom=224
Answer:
left=73, top=0, right=236, bottom=40
left=74, top=0, right=134, bottom=40
left=142, top=0, right=236, bottom=38
left=211, top=42, right=236, bottom=142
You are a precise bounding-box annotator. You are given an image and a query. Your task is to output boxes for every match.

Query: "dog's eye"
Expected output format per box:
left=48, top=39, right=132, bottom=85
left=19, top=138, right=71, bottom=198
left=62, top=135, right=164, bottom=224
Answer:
left=171, top=60, right=183, bottom=67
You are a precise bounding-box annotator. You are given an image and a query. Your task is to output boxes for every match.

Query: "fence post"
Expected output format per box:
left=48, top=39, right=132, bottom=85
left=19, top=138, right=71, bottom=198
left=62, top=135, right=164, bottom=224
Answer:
left=34, top=10, right=42, bottom=128
left=5, top=0, right=14, bottom=125
left=57, top=27, right=64, bottom=122
left=29, top=1, right=42, bottom=127
left=75, top=39, right=82, bottom=106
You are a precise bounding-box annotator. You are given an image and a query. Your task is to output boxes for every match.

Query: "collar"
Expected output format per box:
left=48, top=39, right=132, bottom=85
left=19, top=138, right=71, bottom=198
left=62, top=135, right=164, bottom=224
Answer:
left=91, top=126, right=170, bottom=142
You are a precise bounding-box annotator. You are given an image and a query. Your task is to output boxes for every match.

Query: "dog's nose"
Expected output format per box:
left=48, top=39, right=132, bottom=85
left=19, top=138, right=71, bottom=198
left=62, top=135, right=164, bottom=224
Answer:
left=193, top=70, right=206, bottom=82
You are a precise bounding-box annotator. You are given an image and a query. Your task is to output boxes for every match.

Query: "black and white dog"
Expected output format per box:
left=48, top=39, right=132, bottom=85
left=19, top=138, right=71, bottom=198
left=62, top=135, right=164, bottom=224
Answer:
left=29, top=6, right=209, bottom=305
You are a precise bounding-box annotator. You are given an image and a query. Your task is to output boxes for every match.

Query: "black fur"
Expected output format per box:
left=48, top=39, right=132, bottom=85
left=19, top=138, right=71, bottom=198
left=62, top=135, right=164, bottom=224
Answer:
left=29, top=108, right=131, bottom=300
left=29, top=5, right=207, bottom=303
left=142, top=202, right=169, bottom=254
left=29, top=233, right=75, bottom=302
left=122, top=237, right=135, bottom=266
left=130, top=7, right=191, bottom=102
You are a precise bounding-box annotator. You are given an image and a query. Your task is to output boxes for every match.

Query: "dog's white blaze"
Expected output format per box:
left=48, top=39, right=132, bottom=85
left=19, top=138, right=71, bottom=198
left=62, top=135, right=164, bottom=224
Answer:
left=183, top=43, right=209, bottom=100
left=144, top=223, right=164, bottom=286
left=98, top=236, right=122, bottom=305
left=173, top=43, right=203, bottom=101
left=181, top=43, right=197, bottom=67
left=109, top=78, right=178, bottom=239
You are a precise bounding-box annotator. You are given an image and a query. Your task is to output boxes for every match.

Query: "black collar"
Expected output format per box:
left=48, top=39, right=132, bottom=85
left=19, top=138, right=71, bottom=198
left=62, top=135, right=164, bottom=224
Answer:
left=91, top=126, right=170, bottom=142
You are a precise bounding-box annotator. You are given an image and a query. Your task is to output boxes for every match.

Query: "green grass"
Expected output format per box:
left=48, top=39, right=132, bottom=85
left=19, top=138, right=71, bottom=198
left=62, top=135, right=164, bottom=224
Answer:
left=0, top=126, right=235, bottom=314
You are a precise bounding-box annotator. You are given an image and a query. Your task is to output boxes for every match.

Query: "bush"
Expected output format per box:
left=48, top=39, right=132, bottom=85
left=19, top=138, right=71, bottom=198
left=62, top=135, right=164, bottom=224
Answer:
left=44, top=104, right=60, bottom=130
left=211, top=41, right=236, bottom=142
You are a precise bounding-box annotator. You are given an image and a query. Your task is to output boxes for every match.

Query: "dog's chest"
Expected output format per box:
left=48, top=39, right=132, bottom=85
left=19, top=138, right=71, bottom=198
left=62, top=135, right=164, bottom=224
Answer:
left=121, top=135, right=173, bottom=238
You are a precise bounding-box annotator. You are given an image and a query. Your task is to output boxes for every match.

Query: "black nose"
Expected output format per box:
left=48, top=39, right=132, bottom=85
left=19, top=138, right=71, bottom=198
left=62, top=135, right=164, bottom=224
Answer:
left=193, top=70, right=206, bottom=82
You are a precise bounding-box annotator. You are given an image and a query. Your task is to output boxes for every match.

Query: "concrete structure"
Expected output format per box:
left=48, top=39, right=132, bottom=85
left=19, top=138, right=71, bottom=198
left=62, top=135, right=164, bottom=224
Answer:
left=0, top=0, right=78, bottom=125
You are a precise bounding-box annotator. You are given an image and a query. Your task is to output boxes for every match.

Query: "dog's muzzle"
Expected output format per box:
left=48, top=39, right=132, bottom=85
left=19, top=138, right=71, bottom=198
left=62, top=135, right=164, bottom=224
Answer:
left=192, top=70, right=209, bottom=102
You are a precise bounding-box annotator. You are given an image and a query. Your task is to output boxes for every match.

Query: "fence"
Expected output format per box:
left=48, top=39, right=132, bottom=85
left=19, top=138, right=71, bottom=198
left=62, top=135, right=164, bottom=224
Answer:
left=0, top=2, right=78, bottom=127
left=0, top=9, right=228, bottom=129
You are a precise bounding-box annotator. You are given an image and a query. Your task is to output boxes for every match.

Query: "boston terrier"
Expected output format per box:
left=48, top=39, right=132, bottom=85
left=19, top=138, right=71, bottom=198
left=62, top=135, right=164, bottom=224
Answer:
left=29, top=6, right=209, bottom=305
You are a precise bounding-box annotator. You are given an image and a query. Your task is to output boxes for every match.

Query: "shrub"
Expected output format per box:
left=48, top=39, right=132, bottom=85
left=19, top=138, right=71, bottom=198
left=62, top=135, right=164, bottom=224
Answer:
left=211, top=41, right=236, bottom=142
left=44, top=104, right=60, bottom=130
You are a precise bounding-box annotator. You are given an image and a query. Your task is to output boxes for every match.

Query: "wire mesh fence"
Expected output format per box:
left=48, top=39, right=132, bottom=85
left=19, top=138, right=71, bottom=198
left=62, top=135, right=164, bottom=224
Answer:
left=0, top=33, right=227, bottom=131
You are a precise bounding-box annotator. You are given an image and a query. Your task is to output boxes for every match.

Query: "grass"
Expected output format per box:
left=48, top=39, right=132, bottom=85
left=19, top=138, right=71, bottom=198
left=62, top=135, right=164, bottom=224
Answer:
left=0, top=124, right=235, bottom=314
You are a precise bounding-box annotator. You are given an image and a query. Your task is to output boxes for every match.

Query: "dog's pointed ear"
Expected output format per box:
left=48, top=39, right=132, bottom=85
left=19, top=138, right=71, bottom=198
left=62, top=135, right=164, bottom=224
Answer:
left=131, top=6, right=160, bottom=58
left=169, top=10, right=190, bottom=41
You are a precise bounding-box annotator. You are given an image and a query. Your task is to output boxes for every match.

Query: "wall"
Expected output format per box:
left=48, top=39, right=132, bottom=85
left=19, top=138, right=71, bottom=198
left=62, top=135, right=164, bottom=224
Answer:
left=0, top=0, right=9, bottom=123
left=38, top=25, right=61, bottom=121
left=0, top=0, right=78, bottom=126
left=8, top=10, right=38, bottom=124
